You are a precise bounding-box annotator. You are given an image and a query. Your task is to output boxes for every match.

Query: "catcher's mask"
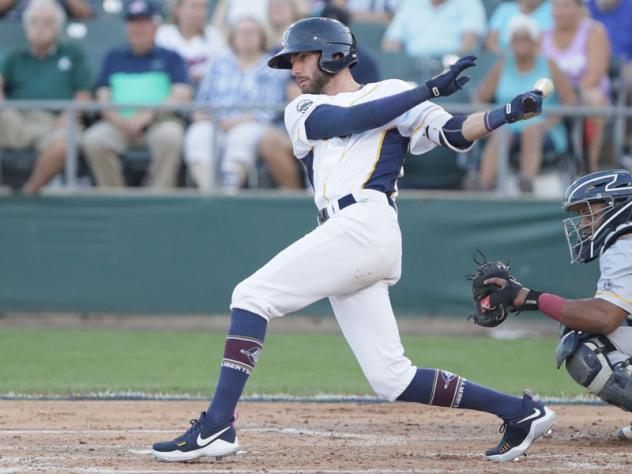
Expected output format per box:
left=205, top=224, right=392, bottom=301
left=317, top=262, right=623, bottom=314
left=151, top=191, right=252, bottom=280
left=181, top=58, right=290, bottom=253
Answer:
left=562, top=169, right=632, bottom=263
left=267, top=17, right=358, bottom=74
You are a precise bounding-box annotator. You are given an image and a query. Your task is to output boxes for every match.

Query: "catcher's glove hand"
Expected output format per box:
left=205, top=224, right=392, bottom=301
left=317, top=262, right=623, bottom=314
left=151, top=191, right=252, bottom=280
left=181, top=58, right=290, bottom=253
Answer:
left=467, top=254, right=524, bottom=328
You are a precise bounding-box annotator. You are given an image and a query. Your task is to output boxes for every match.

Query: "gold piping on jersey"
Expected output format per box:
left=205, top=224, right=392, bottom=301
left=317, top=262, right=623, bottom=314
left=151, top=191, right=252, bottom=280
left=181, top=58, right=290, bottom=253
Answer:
left=362, top=127, right=394, bottom=187
left=412, top=107, right=440, bottom=136
left=350, top=83, right=379, bottom=106
left=596, top=290, right=632, bottom=306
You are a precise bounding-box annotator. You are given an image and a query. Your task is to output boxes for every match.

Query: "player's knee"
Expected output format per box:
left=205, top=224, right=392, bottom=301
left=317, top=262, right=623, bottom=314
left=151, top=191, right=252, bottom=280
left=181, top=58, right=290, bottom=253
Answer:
left=230, top=279, right=272, bottom=320
left=565, top=339, right=632, bottom=411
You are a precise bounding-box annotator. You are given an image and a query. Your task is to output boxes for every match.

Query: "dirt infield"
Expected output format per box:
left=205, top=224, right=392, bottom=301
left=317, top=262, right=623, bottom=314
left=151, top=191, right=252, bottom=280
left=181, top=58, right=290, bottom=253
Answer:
left=1, top=401, right=631, bottom=473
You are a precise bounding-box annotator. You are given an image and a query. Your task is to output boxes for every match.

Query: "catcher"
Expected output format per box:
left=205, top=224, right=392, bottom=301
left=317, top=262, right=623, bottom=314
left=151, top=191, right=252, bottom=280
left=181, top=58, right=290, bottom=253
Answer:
left=470, top=169, right=632, bottom=439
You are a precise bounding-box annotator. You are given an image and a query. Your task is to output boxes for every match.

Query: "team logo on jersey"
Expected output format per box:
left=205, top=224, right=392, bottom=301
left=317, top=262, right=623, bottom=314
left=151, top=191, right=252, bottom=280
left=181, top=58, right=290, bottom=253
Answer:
left=296, top=99, right=314, bottom=114
left=601, top=279, right=614, bottom=291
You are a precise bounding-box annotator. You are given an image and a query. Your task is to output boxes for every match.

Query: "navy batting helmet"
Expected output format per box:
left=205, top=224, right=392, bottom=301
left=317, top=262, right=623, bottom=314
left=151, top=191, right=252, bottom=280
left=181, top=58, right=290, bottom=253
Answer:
left=562, top=169, right=632, bottom=263
left=267, top=17, right=358, bottom=74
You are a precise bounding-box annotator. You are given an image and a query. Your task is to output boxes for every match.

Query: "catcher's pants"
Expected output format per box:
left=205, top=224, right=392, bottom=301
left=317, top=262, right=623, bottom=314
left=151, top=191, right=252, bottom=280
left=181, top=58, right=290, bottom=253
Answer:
left=184, top=119, right=267, bottom=191
left=231, top=189, right=417, bottom=400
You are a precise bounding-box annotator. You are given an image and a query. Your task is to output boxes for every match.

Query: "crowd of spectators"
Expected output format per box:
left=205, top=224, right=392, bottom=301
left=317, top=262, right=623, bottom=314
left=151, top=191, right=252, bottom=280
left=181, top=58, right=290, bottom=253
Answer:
left=1, top=0, right=632, bottom=195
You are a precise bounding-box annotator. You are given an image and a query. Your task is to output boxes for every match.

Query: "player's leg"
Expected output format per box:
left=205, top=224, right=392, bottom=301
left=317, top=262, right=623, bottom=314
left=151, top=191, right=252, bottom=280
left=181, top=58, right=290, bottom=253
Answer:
left=152, top=197, right=399, bottom=461
left=329, top=281, right=556, bottom=462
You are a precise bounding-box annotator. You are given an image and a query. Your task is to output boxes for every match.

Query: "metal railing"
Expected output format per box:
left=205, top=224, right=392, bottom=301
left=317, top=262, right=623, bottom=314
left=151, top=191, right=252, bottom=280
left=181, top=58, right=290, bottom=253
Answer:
left=1, top=100, right=631, bottom=193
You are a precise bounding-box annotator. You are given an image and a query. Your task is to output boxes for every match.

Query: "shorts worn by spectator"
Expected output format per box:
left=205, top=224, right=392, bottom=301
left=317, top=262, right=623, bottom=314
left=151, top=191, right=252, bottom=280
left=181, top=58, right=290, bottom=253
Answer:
left=0, top=0, right=97, bottom=20
left=486, top=0, right=553, bottom=54
left=381, top=0, right=486, bottom=58
left=155, top=0, right=227, bottom=89
left=184, top=16, right=297, bottom=191
left=473, top=15, right=576, bottom=193
left=82, top=0, right=193, bottom=189
left=0, top=0, right=91, bottom=194
left=542, top=0, right=611, bottom=172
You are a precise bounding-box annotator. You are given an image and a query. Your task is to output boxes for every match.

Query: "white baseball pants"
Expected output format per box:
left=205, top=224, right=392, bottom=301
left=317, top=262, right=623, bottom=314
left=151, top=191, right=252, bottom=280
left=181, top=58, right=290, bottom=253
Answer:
left=231, top=189, right=417, bottom=400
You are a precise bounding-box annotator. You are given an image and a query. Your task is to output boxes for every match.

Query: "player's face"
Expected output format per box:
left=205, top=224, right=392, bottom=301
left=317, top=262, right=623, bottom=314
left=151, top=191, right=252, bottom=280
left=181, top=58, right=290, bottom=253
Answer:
left=569, top=201, right=608, bottom=237
left=290, top=52, right=332, bottom=94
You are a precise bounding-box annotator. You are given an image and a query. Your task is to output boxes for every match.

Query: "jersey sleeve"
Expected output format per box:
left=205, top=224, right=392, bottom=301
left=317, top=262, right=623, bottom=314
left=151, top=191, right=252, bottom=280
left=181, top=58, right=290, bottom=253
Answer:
left=393, top=92, right=453, bottom=154
left=595, top=243, right=632, bottom=315
left=284, top=94, right=328, bottom=159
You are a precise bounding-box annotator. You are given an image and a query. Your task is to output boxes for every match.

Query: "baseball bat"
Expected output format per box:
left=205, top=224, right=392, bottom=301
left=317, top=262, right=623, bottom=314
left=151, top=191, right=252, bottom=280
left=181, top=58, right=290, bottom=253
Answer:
left=520, top=78, right=554, bottom=113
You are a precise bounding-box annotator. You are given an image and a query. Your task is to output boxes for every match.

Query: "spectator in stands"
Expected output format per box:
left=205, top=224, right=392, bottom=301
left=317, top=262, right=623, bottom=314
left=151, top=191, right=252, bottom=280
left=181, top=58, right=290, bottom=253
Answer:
left=268, top=0, right=305, bottom=52
left=184, top=16, right=300, bottom=191
left=587, top=0, right=632, bottom=157
left=474, top=15, right=576, bottom=192
left=212, top=0, right=309, bottom=34
left=324, top=0, right=399, bottom=24
left=320, top=4, right=380, bottom=83
left=381, top=0, right=486, bottom=58
left=82, top=0, right=192, bottom=188
left=542, top=0, right=611, bottom=172
left=155, top=0, right=227, bottom=89
left=0, top=0, right=91, bottom=195
left=486, top=0, right=553, bottom=54
left=0, top=0, right=97, bottom=19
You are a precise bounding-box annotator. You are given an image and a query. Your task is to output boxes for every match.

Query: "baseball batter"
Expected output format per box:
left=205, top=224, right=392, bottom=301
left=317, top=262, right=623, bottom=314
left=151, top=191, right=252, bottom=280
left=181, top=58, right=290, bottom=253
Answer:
left=472, top=169, right=632, bottom=440
left=152, top=17, right=556, bottom=463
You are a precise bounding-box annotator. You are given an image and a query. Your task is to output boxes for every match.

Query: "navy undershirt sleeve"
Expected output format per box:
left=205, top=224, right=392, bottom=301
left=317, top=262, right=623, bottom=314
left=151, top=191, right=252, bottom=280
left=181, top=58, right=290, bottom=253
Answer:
left=304, top=84, right=433, bottom=140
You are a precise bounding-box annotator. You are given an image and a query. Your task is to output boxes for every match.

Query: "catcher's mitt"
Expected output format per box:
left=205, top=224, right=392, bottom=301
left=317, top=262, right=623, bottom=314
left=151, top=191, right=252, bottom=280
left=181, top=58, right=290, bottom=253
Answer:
left=467, top=254, right=523, bottom=328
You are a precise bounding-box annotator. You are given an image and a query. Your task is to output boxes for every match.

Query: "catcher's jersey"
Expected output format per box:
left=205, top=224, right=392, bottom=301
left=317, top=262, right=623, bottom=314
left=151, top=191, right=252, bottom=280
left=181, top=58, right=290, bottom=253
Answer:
left=284, top=79, right=452, bottom=210
left=595, top=227, right=632, bottom=357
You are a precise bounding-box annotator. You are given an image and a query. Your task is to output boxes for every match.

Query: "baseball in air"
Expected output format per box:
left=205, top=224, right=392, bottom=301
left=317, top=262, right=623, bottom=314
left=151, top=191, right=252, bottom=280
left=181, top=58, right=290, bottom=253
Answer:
left=534, top=78, right=554, bottom=98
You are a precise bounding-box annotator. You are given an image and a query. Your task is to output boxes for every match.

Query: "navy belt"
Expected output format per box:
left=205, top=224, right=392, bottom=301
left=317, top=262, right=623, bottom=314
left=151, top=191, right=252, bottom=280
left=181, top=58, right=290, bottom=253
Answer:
left=317, top=193, right=396, bottom=225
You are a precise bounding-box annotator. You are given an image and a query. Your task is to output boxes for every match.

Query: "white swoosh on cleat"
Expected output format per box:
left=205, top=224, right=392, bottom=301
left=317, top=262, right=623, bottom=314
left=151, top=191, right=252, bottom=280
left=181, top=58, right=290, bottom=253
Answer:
left=196, top=426, right=231, bottom=447
left=516, top=408, right=541, bottom=424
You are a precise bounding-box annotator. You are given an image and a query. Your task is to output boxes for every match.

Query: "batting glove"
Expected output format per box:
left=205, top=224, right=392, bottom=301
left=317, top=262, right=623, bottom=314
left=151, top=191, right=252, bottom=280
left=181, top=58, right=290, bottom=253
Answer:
left=424, top=55, right=476, bottom=98
left=506, top=90, right=543, bottom=123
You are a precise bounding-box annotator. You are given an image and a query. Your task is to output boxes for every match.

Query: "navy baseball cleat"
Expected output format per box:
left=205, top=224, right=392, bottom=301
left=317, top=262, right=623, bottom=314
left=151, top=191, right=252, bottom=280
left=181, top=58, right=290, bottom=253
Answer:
left=486, top=390, right=556, bottom=462
left=617, top=422, right=632, bottom=440
left=152, top=412, right=239, bottom=462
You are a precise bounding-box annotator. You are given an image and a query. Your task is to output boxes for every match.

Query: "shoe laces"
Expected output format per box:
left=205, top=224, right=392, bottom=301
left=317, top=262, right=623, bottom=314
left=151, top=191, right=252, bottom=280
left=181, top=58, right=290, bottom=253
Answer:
left=178, top=412, right=206, bottom=440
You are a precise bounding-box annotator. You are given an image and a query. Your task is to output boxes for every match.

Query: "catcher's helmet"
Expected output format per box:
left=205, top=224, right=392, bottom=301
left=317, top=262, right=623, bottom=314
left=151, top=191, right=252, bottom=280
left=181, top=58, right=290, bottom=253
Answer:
left=267, top=17, right=358, bottom=74
left=562, top=169, right=632, bottom=263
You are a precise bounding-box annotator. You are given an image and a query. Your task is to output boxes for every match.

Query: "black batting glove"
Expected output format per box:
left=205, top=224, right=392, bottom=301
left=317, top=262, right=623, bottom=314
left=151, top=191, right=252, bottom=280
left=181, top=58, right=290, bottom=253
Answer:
left=425, top=55, right=476, bottom=98
left=506, top=90, right=543, bottom=123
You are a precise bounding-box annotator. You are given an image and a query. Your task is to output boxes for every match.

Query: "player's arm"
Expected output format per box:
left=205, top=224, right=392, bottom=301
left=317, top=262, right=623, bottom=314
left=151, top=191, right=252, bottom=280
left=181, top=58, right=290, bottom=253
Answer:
left=485, top=277, right=629, bottom=335
left=305, top=55, right=477, bottom=140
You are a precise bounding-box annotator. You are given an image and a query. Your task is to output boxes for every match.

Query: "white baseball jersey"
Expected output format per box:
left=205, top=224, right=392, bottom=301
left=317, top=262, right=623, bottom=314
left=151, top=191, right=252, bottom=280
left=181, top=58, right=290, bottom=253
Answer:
left=595, top=227, right=632, bottom=363
left=284, top=79, right=453, bottom=209
left=231, top=79, right=459, bottom=401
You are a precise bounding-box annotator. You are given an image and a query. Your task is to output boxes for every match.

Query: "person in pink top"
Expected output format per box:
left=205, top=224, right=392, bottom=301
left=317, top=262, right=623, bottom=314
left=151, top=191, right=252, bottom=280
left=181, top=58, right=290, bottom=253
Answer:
left=541, top=0, right=611, bottom=172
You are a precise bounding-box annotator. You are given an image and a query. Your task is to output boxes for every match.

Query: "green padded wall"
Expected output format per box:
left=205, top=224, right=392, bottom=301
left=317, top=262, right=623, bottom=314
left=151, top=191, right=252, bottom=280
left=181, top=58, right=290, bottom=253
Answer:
left=0, top=193, right=598, bottom=316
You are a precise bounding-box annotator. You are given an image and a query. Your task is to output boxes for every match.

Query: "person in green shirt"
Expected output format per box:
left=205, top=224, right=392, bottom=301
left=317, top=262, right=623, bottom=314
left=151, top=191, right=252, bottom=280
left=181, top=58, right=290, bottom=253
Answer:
left=0, top=0, right=91, bottom=194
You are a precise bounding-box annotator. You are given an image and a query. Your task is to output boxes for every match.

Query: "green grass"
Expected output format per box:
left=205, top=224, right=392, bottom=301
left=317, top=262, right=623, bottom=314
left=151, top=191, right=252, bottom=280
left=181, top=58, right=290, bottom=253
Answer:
left=0, top=328, right=582, bottom=397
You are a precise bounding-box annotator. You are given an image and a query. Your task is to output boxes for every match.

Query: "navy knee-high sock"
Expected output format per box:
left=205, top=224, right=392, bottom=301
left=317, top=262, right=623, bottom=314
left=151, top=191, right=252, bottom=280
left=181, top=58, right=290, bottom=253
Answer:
left=204, top=308, right=267, bottom=426
left=397, top=368, right=524, bottom=420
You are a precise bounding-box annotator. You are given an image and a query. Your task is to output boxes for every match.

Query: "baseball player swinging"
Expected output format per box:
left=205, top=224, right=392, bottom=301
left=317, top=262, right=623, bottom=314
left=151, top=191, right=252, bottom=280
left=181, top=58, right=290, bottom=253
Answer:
left=152, top=17, right=556, bottom=463
left=469, top=169, right=632, bottom=440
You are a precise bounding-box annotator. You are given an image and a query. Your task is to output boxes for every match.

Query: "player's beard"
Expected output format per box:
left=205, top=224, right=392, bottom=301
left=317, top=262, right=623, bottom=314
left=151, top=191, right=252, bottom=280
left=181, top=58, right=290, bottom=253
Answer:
left=300, top=68, right=333, bottom=94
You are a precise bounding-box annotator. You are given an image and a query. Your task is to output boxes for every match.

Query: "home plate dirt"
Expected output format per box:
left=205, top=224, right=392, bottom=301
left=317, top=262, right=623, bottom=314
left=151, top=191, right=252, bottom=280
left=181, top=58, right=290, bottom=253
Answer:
left=1, top=401, right=631, bottom=473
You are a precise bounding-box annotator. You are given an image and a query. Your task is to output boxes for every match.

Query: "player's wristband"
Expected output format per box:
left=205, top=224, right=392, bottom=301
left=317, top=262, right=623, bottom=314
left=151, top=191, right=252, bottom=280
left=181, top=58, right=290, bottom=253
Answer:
left=521, top=289, right=542, bottom=311
left=538, top=293, right=567, bottom=322
left=483, top=106, right=509, bottom=132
